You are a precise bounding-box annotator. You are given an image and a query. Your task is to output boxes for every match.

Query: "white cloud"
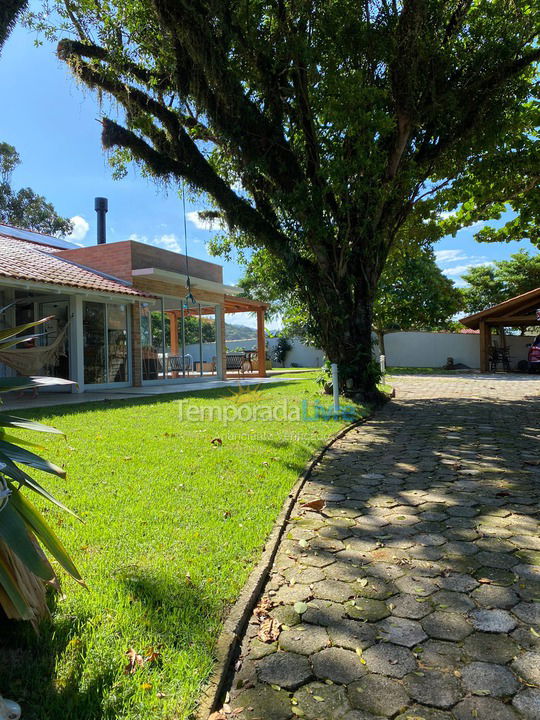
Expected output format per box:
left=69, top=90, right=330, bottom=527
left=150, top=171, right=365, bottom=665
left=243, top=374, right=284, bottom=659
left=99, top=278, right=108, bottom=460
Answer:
left=434, top=249, right=468, bottom=265
left=187, top=210, right=224, bottom=232
left=128, top=232, right=186, bottom=253
left=439, top=210, right=457, bottom=220
left=67, top=215, right=89, bottom=242
left=443, top=261, right=494, bottom=277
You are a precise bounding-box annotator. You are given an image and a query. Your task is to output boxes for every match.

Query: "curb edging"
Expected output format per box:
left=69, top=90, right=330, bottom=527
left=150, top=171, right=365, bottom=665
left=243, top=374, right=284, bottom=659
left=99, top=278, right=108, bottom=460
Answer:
left=196, top=413, right=372, bottom=719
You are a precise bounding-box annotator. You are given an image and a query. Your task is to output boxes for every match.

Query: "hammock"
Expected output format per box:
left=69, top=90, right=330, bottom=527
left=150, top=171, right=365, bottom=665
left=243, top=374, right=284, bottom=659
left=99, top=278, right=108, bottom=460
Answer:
left=0, top=323, right=69, bottom=376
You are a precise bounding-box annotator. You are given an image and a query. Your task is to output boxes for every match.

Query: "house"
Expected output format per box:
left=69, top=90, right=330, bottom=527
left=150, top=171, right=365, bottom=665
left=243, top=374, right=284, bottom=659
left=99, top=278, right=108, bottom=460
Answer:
left=0, top=214, right=268, bottom=392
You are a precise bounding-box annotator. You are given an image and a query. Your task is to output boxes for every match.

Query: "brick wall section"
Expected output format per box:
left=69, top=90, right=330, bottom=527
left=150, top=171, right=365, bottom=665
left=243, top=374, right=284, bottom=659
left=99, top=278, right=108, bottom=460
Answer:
left=58, top=242, right=133, bottom=282
left=58, top=240, right=223, bottom=285
left=130, top=302, right=142, bottom=387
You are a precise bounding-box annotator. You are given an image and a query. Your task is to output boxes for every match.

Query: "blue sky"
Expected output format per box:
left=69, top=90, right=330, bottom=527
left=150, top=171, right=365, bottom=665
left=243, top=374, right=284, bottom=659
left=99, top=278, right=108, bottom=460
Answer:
left=0, top=21, right=536, bottom=328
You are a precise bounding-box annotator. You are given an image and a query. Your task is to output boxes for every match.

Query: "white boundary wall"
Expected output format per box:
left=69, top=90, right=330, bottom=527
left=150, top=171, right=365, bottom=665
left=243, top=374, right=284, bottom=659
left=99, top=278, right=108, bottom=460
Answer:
left=378, top=331, right=537, bottom=370
left=184, top=336, right=325, bottom=367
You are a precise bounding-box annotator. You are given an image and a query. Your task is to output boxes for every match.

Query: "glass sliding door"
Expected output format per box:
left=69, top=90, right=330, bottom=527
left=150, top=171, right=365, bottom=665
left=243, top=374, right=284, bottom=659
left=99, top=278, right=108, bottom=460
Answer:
left=108, top=304, right=128, bottom=382
left=141, top=297, right=218, bottom=381
left=83, top=302, right=106, bottom=384
left=141, top=299, right=166, bottom=380
left=83, top=301, right=129, bottom=384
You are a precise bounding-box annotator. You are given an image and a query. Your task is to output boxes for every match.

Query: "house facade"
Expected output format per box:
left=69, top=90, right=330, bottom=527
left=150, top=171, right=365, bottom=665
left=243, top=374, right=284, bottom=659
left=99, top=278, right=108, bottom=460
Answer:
left=0, top=223, right=267, bottom=392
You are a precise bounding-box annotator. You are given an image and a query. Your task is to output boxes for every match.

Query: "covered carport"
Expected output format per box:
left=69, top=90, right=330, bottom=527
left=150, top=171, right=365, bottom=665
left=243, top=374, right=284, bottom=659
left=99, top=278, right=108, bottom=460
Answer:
left=460, top=287, right=540, bottom=372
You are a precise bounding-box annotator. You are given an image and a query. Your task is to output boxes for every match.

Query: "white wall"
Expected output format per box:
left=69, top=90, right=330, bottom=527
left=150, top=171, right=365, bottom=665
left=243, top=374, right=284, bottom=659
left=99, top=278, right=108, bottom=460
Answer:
left=184, top=336, right=325, bottom=367
left=378, top=331, right=537, bottom=370
left=186, top=330, right=537, bottom=371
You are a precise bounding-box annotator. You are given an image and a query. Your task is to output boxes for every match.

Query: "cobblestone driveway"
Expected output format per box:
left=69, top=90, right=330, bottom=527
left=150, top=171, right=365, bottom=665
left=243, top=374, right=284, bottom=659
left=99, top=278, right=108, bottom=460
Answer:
left=221, top=376, right=540, bottom=720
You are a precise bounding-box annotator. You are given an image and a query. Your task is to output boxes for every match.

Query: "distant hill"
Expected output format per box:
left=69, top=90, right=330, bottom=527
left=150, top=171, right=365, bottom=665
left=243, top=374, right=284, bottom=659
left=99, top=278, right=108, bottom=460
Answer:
left=225, top=322, right=257, bottom=340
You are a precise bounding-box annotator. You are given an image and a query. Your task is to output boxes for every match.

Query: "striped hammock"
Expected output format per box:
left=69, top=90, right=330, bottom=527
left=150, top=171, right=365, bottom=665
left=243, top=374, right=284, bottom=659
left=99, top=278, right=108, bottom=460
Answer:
left=0, top=323, right=69, bottom=376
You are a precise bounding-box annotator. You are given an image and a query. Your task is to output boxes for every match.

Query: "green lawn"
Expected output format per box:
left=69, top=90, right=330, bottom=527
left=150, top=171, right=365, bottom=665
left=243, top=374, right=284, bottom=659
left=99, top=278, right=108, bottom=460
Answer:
left=0, top=378, right=364, bottom=720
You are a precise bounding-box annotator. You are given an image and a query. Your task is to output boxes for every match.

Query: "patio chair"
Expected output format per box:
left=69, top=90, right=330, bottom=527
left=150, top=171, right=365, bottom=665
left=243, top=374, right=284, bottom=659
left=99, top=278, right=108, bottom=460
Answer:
left=489, top=346, right=511, bottom=372
left=168, top=354, right=193, bottom=375
left=226, top=352, right=247, bottom=374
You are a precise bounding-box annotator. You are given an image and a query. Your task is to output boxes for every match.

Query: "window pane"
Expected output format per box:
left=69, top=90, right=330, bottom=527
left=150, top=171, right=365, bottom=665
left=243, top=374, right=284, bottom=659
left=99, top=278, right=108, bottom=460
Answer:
left=108, top=304, right=128, bottom=382
left=141, top=299, right=165, bottom=380
left=84, top=302, right=106, bottom=384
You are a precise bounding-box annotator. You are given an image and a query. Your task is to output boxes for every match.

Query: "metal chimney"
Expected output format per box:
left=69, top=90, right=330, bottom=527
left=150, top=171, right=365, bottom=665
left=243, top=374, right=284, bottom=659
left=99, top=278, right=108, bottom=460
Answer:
left=94, top=197, right=108, bottom=244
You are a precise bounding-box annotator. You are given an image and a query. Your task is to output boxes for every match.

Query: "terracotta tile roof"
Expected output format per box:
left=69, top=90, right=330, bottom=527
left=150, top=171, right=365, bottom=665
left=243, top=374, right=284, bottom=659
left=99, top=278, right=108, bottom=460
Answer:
left=0, top=232, right=149, bottom=297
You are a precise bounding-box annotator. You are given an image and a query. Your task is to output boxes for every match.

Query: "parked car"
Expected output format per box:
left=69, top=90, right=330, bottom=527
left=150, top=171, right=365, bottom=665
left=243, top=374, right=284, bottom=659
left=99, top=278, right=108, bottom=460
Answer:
left=528, top=335, right=540, bottom=373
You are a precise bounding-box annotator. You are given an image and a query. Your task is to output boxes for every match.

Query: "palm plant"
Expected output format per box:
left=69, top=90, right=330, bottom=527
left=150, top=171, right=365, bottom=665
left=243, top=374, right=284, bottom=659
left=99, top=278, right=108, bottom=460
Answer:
left=0, top=311, right=83, bottom=624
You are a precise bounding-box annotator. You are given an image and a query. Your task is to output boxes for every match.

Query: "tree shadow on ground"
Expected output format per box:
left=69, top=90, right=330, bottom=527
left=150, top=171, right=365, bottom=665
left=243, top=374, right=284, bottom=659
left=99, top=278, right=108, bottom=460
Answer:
left=226, top=393, right=540, bottom=714
left=0, top=569, right=217, bottom=720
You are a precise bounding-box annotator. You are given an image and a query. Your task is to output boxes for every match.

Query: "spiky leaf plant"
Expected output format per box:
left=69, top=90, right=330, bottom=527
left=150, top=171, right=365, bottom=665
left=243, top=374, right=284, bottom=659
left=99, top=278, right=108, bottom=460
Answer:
left=0, top=312, right=84, bottom=625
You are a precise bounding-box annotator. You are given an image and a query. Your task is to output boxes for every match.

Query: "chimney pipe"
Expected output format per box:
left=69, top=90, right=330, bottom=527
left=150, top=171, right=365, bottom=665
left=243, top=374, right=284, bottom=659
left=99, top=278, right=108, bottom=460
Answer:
left=94, top=197, right=108, bottom=244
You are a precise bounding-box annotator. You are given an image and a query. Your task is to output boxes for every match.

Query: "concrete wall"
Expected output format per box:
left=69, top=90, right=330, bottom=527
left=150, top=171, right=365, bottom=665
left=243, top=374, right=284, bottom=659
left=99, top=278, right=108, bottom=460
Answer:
left=378, top=331, right=537, bottom=370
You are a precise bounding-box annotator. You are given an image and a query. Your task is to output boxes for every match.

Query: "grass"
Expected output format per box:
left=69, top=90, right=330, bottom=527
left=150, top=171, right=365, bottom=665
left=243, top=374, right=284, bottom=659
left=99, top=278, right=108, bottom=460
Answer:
left=0, top=377, right=365, bottom=720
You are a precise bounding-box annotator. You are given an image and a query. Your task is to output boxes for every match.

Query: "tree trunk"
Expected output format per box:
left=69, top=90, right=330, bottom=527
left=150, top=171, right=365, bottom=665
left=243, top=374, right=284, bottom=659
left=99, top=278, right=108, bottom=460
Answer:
left=304, top=273, right=382, bottom=400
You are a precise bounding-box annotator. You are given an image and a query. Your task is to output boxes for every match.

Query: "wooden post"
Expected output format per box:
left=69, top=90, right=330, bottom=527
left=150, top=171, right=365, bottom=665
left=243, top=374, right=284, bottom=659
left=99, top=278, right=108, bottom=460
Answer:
left=479, top=320, right=488, bottom=373
left=257, top=308, right=267, bottom=378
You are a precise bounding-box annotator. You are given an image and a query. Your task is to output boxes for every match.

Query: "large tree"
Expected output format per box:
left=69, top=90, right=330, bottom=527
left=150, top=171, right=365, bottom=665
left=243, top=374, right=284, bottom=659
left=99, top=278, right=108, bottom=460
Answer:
left=28, top=0, right=540, bottom=394
left=0, top=142, right=73, bottom=236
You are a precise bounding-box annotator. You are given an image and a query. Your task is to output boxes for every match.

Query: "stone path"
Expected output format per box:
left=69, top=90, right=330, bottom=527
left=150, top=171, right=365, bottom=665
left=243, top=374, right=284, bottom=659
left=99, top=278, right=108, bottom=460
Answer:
left=216, top=376, right=540, bottom=720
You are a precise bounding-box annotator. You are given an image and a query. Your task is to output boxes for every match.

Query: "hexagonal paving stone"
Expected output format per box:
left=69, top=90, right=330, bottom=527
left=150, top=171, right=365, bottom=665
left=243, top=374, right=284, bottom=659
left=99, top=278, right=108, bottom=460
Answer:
left=512, top=602, right=540, bottom=626
left=346, top=598, right=390, bottom=621
left=377, top=617, right=428, bottom=647
left=514, top=564, right=540, bottom=582
left=475, top=567, right=516, bottom=586
left=512, top=688, right=540, bottom=719
left=391, top=593, right=434, bottom=620
left=327, top=619, right=377, bottom=651
left=462, top=632, right=519, bottom=664
left=354, top=576, right=395, bottom=600
left=404, top=669, right=461, bottom=708
left=395, top=576, right=438, bottom=596
left=471, top=584, right=519, bottom=609
left=511, top=651, right=540, bottom=685
left=461, top=662, right=519, bottom=697
left=367, top=562, right=406, bottom=581
left=293, top=681, right=352, bottom=720
left=312, top=579, right=356, bottom=603
left=250, top=639, right=278, bottom=659
left=414, top=533, right=447, bottom=546
left=270, top=604, right=302, bottom=627
left=235, top=684, right=293, bottom=720
left=312, top=647, right=367, bottom=684
left=453, top=696, right=519, bottom=720
left=278, top=624, right=329, bottom=655
left=363, top=642, right=417, bottom=678
left=257, top=651, right=313, bottom=689
left=325, top=561, right=367, bottom=583
left=272, top=583, right=313, bottom=604
left=348, top=675, right=410, bottom=717
left=475, top=551, right=519, bottom=570
left=510, top=535, right=540, bottom=551
left=436, top=573, right=479, bottom=593
left=422, top=610, right=472, bottom=641
left=396, top=706, right=454, bottom=720
left=419, top=640, right=462, bottom=670
left=432, top=590, right=475, bottom=613
left=303, top=599, right=344, bottom=627
left=283, top=565, right=326, bottom=585
left=469, top=608, right=518, bottom=633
